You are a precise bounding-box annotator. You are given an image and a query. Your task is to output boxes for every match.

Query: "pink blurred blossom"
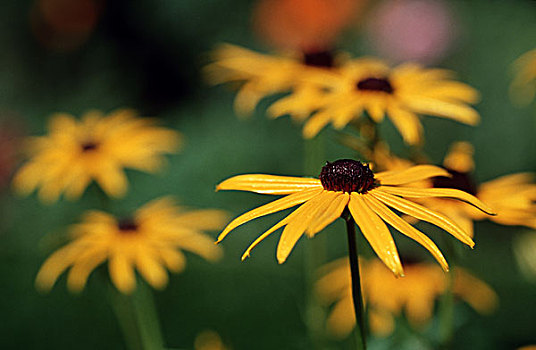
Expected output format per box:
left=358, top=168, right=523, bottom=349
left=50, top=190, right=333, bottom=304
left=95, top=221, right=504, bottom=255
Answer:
left=366, top=0, right=458, bottom=64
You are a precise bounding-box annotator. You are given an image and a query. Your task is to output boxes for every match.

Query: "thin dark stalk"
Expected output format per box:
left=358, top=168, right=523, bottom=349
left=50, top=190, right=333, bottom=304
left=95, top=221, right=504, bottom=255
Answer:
left=345, top=216, right=367, bottom=350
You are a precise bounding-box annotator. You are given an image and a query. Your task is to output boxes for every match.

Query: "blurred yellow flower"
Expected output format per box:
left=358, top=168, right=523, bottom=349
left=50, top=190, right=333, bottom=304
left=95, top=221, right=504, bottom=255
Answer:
left=35, top=197, right=226, bottom=294
left=301, top=58, right=480, bottom=144
left=510, top=48, right=536, bottom=106
left=204, top=43, right=338, bottom=119
left=424, top=142, right=536, bottom=237
left=217, top=159, right=494, bottom=275
left=13, top=109, right=181, bottom=202
left=194, top=330, right=230, bottom=350
left=316, top=258, right=498, bottom=338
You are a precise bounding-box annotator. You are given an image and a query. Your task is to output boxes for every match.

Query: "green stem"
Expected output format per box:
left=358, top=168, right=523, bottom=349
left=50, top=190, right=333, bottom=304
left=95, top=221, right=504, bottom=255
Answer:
left=345, top=217, right=367, bottom=350
left=109, top=281, right=165, bottom=350
left=439, top=265, right=455, bottom=348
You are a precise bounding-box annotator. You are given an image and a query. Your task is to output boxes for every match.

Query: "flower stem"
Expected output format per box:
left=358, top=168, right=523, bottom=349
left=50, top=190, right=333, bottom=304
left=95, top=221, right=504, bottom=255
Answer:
left=345, top=216, right=367, bottom=350
left=108, top=280, right=165, bottom=350
left=439, top=265, right=455, bottom=348
left=438, top=238, right=457, bottom=348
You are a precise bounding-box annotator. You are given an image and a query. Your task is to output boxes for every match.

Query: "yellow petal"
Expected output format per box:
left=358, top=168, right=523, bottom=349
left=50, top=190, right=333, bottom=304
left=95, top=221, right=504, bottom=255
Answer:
left=348, top=193, right=404, bottom=277
left=175, top=230, right=223, bottom=262
left=375, top=165, right=450, bottom=185
left=174, top=209, right=229, bottom=231
left=241, top=212, right=296, bottom=261
left=363, top=195, right=449, bottom=271
left=95, top=160, right=128, bottom=198
left=303, top=111, right=332, bottom=139
left=379, top=186, right=495, bottom=215
left=135, top=249, right=168, bottom=290
left=387, top=106, right=423, bottom=145
left=109, top=253, right=136, bottom=294
left=35, top=243, right=85, bottom=292
left=276, top=191, right=337, bottom=263
left=307, top=192, right=350, bottom=236
left=66, top=250, right=108, bottom=292
left=217, top=188, right=322, bottom=243
left=216, top=174, right=321, bottom=194
left=371, top=190, right=474, bottom=247
left=404, top=97, right=480, bottom=125
left=158, top=248, right=186, bottom=273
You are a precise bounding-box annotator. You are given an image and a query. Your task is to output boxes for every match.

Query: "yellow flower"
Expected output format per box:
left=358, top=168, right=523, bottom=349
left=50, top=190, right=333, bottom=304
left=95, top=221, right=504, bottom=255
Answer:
left=301, top=58, right=480, bottom=144
left=316, top=258, right=498, bottom=338
left=35, top=197, right=226, bottom=294
left=205, top=43, right=338, bottom=119
left=422, top=142, right=536, bottom=237
left=216, top=159, right=494, bottom=275
left=510, top=48, right=536, bottom=106
left=13, top=109, right=181, bottom=202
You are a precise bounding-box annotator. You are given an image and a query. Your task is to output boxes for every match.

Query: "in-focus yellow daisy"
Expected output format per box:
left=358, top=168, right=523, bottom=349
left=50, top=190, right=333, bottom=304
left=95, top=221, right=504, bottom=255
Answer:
left=425, top=142, right=536, bottom=237
left=205, top=43, right=338, bottom=119
left=216, top=159, right=494, bottom=275
left=13, top=109, right=181, bottom=202
left=301, top=58, right=480, bottom=144
left=316, top=258, right=498, bottom=338
left=35, top=197, right=226, bottom=294
left=510, top=48, right=536, bottom=106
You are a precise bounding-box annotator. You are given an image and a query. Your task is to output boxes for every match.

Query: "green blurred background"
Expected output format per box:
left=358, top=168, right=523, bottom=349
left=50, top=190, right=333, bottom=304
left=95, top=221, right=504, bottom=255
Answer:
left=1, top=0, right=535, bottom=349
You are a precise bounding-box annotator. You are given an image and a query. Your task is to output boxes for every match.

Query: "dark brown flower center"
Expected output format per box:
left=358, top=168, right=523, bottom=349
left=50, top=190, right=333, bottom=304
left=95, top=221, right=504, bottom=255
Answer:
left=320, top=159, right=376, bottom=193
left=117, top=218, right=139, bottom=233
left=432, top=169, right=477, bottom=195
left=356, top=77, right=394, bottom=94
left=81, top=141, right=99, bottom=152
left=303, top=50, right=335, bottom=68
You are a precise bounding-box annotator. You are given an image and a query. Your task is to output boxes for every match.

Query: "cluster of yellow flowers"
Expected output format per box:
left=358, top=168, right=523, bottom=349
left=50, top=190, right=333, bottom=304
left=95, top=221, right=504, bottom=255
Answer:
left=15, top=109, right=227, bottom=294
left=13, top=36, right=536, bottom=348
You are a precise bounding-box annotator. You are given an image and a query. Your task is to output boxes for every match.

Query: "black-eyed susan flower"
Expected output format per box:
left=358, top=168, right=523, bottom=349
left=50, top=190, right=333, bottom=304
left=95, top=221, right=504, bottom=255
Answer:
left=35, top=197, right=226, bottom=294
left=301, top=58, right=481, bottom=144
left=216, top=159, right=494, bottom=275
left=13, top=109, right=181, bottom=203
left=510, top=48, right=536, bottom=106
left=204, top=43, right=338, bottom=119
left=316, top=258, right=498, bottom=338
left=425, top=142, right=536, bottom=237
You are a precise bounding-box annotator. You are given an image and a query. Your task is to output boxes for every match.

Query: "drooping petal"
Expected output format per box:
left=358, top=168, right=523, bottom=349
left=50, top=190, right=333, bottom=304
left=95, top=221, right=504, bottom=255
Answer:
left=241, top=208, right=300, bottom=260
left=109, top=253, right=136, bottom=294
left=371, top=190, right=474, bottom=247
left=158, top=248, right=186, bottom=273
left=217, top=188, right=323, bottom=243
left=277, top=191, right=339, bottom=263
left=378, top=186, right=495, bottom=215
left=66, top=249, right=108, bottom=292
left=363, top=195, right=449, bottom=271
left=35, top=243, right=86, bottom=292
left=216, top=174, right=321, bottom=194
left=135, top=249, right=169, bottom=290
left=306, top=192, right=350, bottom=236
left=348, top=193, right=404, bottom=276
left=303, top=111, right=333, bottom=139
left=387, top=106, right=423, bottom=145
left=375, top=165, right=450, bottom=185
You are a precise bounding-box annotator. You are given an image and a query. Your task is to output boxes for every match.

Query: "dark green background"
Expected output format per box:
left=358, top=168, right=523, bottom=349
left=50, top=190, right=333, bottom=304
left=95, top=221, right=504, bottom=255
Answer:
left=1, top=1, right=535, bottom=349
